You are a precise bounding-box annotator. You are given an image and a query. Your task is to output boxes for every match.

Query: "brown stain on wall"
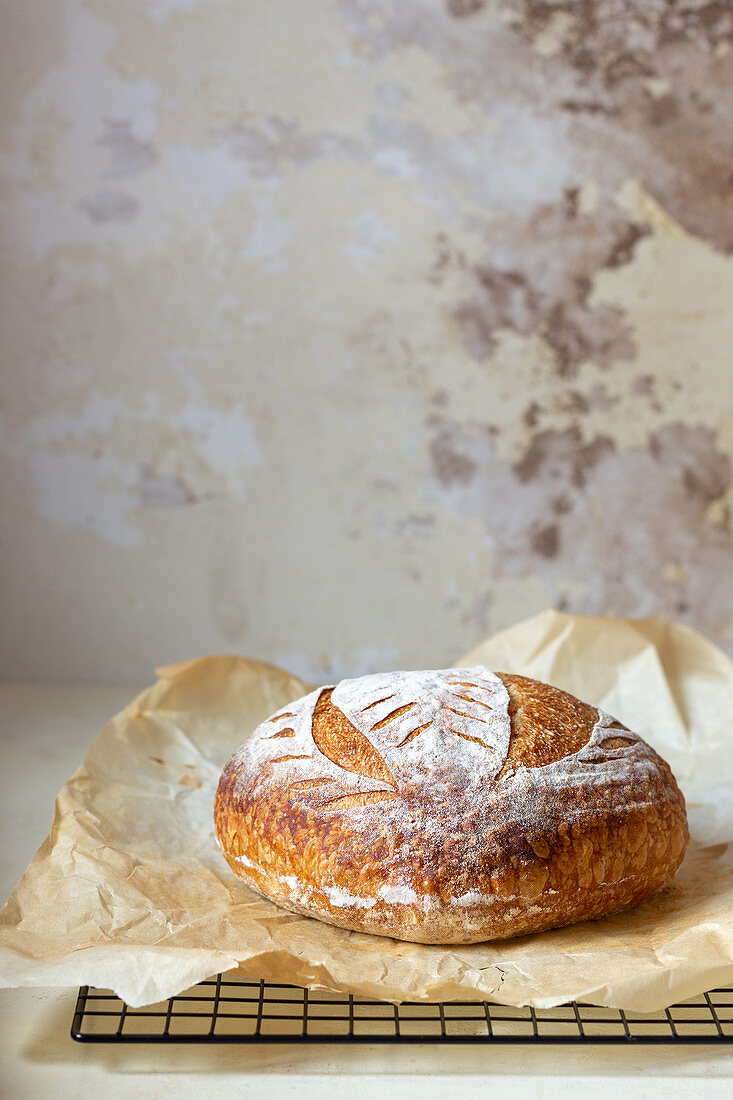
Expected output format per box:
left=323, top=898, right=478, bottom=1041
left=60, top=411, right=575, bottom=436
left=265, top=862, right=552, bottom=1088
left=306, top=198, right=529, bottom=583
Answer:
left=514, top=430, right=615, bottom=489
left=429, top=430, right=479, bottom=487
left=509, top=0, right=733, bottom=251
left=424, top=416, right=733, bottom=641
left=447, top=200, right=644, bottom=374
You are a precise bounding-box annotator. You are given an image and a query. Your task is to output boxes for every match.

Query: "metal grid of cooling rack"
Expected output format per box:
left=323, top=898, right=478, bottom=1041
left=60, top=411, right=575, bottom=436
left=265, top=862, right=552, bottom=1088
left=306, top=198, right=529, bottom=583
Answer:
left=71, top=976, right=733, bottom=1044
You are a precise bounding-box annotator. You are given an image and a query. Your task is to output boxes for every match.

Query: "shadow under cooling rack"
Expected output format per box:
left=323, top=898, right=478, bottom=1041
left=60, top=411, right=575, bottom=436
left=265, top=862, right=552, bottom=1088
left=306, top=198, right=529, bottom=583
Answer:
left=71, top=976, right=733, bottom=1044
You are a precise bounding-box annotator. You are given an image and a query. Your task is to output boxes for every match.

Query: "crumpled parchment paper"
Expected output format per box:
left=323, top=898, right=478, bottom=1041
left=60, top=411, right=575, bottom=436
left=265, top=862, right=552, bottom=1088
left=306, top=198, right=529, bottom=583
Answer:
left=1, top=611, right=732, bottom=1011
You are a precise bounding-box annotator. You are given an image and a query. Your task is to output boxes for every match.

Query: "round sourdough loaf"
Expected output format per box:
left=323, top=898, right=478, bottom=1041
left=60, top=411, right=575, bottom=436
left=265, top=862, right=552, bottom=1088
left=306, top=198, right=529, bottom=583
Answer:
left=214, top=667, right=689, bottom=944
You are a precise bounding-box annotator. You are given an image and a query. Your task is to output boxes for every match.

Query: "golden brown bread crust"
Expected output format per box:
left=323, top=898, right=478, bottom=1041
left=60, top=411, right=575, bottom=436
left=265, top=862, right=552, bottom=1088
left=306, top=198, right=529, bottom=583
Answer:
left=214, top=668, right=689, bottom=944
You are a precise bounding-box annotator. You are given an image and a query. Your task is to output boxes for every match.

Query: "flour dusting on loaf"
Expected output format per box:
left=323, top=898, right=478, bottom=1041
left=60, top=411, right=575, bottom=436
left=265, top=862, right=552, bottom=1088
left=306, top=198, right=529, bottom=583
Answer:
left=215, top=667, right=689, bottom=944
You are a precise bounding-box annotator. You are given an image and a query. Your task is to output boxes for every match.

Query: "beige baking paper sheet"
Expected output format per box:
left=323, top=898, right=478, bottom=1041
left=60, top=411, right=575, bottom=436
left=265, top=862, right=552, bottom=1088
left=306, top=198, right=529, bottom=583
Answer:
left=1, top=610, right=733, bottom=1011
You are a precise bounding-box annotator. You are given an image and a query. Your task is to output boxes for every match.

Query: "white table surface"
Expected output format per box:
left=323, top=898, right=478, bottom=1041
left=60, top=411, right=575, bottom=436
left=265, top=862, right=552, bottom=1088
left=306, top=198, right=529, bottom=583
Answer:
left=1, top=680, right=731, bottom=1098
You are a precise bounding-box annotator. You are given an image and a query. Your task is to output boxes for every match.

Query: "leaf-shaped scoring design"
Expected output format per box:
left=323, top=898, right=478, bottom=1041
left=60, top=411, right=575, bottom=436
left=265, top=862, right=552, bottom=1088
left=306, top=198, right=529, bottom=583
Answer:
left=241, top=687, right=397, bottom=810
left=312, top=689, right=396, bottom=786
left=330, top=666, right=512, bottom=780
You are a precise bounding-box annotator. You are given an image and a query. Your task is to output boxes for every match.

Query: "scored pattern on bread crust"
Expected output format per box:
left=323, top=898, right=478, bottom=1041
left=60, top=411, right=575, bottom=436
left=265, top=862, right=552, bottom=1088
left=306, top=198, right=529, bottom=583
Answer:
left=331, top=667, right=511, bottom=778
left=214, top=667, right=689, bottom=945
left=312, top=689, right=396, bottom=787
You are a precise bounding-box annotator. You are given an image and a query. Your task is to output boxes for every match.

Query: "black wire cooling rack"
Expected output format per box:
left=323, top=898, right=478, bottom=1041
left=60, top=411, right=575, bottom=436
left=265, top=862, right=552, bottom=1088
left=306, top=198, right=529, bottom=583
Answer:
left=71, top=975, right=733, bottom=1044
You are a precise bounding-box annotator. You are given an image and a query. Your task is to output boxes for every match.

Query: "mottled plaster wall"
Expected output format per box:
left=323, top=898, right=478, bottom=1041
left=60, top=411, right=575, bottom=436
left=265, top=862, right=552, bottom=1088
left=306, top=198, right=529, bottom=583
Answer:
left=1, top=0, right=732, bottom=684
